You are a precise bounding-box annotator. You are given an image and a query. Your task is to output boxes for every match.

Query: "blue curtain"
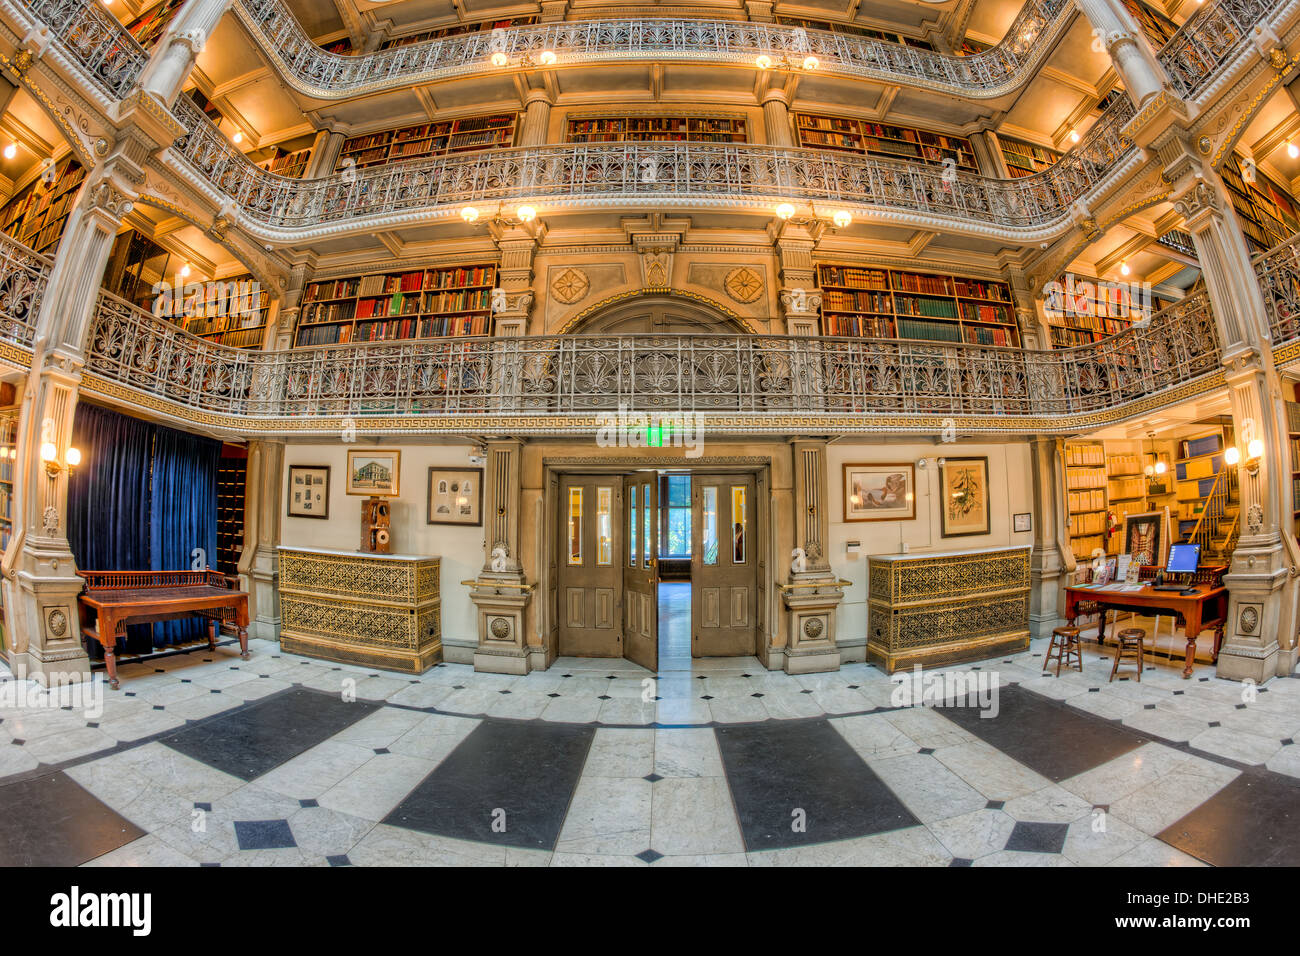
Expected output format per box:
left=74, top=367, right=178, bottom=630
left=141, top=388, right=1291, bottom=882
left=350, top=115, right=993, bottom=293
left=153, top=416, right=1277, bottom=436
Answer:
left=68, top=402, right=155, bottom=654
left=149, top=424, right=221, bottom=645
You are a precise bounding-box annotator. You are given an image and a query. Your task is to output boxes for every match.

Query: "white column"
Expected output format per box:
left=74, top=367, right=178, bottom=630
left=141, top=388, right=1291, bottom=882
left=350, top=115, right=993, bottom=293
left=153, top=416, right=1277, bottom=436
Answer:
left=1072, top=0, right=1167, bottom=106
left=137, top=0, right=235, bottom=105
left=518, top=91, right=554, bottom=148
left=762, top=89, right=794, bottom=147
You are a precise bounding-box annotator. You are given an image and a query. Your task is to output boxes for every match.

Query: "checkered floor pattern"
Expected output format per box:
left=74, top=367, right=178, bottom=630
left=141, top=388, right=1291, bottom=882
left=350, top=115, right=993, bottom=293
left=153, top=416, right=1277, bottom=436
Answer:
left=1, top=636, right=1298, bottom=866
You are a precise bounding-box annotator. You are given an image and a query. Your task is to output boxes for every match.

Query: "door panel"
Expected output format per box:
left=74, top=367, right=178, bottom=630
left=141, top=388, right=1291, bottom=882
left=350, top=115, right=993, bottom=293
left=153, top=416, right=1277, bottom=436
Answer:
left=557, top=476, right=622, bottom=657
left=692, top=474, right=757, bottom=656
left=623, top=473, right=658, bottom=671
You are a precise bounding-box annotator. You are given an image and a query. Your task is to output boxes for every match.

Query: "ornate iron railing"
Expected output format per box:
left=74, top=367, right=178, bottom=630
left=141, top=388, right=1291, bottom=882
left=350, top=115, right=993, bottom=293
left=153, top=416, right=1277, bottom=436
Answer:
left=1254, top=231, right=1300, bottom=342
left=15, top=0, right=150, bottom=99
left=0, top=231, right=51, bottom=348
left=1158, top=0, right=1285, bottom=98
left=168, top=94, right=1137, bottom=234
left=235, top=0, right=1072, bottom=99
left=79, top=284, right=1224, bottom=425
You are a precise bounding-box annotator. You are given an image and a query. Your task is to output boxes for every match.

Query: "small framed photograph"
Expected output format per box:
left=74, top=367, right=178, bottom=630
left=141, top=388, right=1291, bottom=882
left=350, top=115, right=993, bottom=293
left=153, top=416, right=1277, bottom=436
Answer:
left=288, top=465, right=330, bottom=519
left=1013, top=512, right=1032, bottom=533
left=346, top=449, right=400, bottom=497
left=843, top=463, right=915, bottom=522
left=428, top=467, right=483, bottom=526
left=939, top=456, right=991, bottom=537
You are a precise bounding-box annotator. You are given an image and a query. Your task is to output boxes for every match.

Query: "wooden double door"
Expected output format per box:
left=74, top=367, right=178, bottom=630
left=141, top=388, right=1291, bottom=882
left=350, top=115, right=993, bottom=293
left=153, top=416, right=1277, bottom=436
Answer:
left=556, top=472, right=757, bottom=669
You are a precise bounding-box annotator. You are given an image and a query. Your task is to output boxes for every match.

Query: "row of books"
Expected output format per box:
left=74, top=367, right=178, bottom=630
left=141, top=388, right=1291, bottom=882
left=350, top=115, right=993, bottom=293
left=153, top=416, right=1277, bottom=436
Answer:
left=892, top=272, right=954, bottom=295
left=822, top=290, right=892, bottom=312
left=963, top=326, right=1016, bottom=346
left=818, top=266, right=890, bottom=291
left=894, top=295, right=957, bottom=319
left=1108, top=476, right=1146, bottom=501
left=295, top=314, right=489, bottom=346
left=1290, top=436, right=1300, bottom=471
left=824, top=315, right=894, bottom=338
left=953, top=279, right=1011, bottom=301
left=1293, top=476, right=1300, bottom=512
left=1179, top=434, right=1223, bottom=459
left=1065, top=443, right=1106, bottom=466
left=1071, top=534, right=1106, bottom=557
left=353, top=289, right=493, bottom=318
left=1068, top=511, right=1108, bottom=536
left=1106, top=454, right=1143, bottom=476
left=958, top=302, right=1011, bottom=324
left=1067, top=468, right=1107, bottom=491
left=896, top=318, right=960, bottom=342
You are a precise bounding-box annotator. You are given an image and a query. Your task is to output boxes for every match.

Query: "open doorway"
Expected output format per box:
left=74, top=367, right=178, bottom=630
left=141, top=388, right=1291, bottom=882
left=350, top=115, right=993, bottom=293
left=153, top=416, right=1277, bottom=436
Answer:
left=554, top=469, right=759, bottom=672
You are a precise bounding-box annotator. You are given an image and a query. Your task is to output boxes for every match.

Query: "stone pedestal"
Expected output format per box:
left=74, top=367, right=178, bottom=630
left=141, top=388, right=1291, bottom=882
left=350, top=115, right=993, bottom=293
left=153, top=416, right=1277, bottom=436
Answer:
left=780, top=578, right=844, bottom=674
left=469, top=579, right=534, bottom=675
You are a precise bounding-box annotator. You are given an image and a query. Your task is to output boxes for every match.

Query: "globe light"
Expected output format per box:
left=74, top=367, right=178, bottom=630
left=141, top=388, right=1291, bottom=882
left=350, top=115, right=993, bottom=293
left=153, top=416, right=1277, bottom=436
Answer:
left=1289, top=142, right=1299, bottom=159
left=1154, top=460, right=1167, bottom=475
left=40, top=442, right=56, bottom=463
left=66, top=447, right=81, bottom=468
left=1248, top=438, right=1265, bottom=460
left=832, top=209, right=852, bottom=228
left=2, top=143, right=15, bottom=160
left=1224, top=445, right=1241, bottom=465
left=232, top=131, right=243, bottom=144
left=516, top=205, right=537, bottom=222
left=1070, top=129, right=1081, bottom=143
left=539, top=50, right=556, bottom=65
left=461, top=206, right=479, bottom=223
left=802, top=55, right=819, bottom=71
left=490, top=51, right=509, bottom=67
left=1119, top=261, right=1130, bottom=276
left=755, top=54, right=772, bottom=70
left=775, top=202, right=795, bottom=220
left=179, top=264, right=191, bottom=278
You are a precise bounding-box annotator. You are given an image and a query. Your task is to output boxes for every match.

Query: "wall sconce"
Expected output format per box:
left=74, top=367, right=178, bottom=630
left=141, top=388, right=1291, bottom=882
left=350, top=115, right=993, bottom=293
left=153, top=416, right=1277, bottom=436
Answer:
left=1245, top=438, right=1264, bottom=476
left=772, top=202, right=853, bottom=234
left=42, top=442, right=80, bottom=478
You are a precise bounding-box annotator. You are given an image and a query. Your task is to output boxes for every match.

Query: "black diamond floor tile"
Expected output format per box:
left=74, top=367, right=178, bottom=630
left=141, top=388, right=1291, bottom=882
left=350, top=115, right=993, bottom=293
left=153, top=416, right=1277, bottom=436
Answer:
left=0, top=771, right=145, bottom=866
left=1004, top=820, right=1069, bottom=854
left=234, top=819, right=296, bottom=851
left=939, top=684, right=1145, bottom=782
left=715, top=718, right=918, bottom=851
left=383, top=719, right=594, bottom=850
left=157, top=687, right=378, bottom=781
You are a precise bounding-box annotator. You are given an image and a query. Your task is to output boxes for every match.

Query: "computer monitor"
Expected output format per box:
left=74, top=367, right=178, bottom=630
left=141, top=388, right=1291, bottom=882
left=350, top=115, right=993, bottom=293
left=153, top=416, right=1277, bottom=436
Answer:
left=1166, top=542, right=1200, bottom=575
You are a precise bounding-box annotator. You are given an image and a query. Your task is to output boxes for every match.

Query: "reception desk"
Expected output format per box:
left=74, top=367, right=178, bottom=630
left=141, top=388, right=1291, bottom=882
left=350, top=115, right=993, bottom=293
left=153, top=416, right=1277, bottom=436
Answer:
left=278, top=546, right=442, bottom=674
left=867, top=546, right=1031, bottom=672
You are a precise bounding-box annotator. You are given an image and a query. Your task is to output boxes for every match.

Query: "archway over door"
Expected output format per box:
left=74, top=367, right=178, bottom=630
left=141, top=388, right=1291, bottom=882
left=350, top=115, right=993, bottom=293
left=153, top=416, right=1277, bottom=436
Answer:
left=564, top=294, right=751, bottom=335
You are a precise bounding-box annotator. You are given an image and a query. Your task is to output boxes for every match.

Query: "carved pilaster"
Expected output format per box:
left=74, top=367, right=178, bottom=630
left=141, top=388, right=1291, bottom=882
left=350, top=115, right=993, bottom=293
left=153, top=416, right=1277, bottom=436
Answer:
left=239, top=440, right=284, bottom=639
left=1028, top=436, right=1067, bottom=638
left=473, top=439, right=532, bottom=673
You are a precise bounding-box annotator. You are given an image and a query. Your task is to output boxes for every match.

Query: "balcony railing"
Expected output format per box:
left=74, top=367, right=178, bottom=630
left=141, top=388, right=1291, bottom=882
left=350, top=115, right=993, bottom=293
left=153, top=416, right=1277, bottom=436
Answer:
left=72, top=283, right=1225, bottom=427
left=17, top=0, right=149, bottom=99
left=235, top=0, right=1073, bottom=99
left=1255, top=231, right=1300, bottom=343
left=1158, top=0, right=1286, bottom=98
left=168, top=94, right=1138, bottom=236
left=0, top=231, right=51, bottom=349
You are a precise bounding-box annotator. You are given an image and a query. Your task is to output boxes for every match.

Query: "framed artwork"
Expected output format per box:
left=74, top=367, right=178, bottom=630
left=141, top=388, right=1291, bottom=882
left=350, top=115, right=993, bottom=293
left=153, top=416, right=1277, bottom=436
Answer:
left=287, top=465, right=330, bottom=519
left=843, top=463, right=915, bottom=522
left=1122, top=508, right=1171, bottom=568
left=428, top=467, right=483, bottom=525
left=1013, top=512, right=1032, bottom=533
left=939, top=456, right=991, bottom=537
left=346, top=449, right=400, bottom=496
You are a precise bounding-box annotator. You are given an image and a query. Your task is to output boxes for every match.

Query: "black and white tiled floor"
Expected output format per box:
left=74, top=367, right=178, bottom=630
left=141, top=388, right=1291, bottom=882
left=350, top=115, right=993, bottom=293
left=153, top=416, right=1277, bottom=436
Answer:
left=2, top=630, right=1299, bottom=866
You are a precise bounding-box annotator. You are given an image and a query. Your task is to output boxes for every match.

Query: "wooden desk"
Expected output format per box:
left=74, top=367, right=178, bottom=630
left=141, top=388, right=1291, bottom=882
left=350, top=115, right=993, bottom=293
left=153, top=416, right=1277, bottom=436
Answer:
left=1064, top=582, right=1228, bottom=679
left=77, top=570, right=250, bottom=689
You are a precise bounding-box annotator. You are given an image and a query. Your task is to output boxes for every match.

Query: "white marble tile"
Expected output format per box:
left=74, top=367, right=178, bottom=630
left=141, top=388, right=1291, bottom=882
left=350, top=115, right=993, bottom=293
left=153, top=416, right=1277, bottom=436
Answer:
left=1187, top=726, right=1283, bottom=765
left=1000, top=784, right=1094, bottom=824
left=317, top=752, right=436, bottom=821
left=1061, top=810, right=1148, bottom=866
left=1121, top=707, right=1211, bottom=744
left=1265, top=743, right=1300, bottom=778
left=653, top=727, right=724, bottom=778
left=255, top=739, right=378, bottom=801
left=649, top=776, right=744, bottom=855
left=80, top=833, right=201, bottom=867
left=932, top=740, right=1049, bottom=802
left=829, top=712, right=918, bottom=760
left=597, top=697, right=657, bottom=725
left=332, top=706, right=429, bottom=749
left=582, top=728, right=654, bottom=778
left=556, top=776, right=652, bottom=855
left=926, top=808, right=1016, bottom=860
left=707, top=696, right=769, bottom=724
left=387, top=713, right=480, bottom=765
left=21, top=726, right=116, bottom=764
left=866, top=752, right=987, bottom=823
left=541, top=696, right=603, bottom=723
left=972, top=849, right=1075, bottom=866
left=882, top=706, right=974, bottom=750
left=486, top=692, right=549, bottom=720
left=347, top=824, right=550, bottom=866
left=1108, top=837, right=1207, bottom=866
left=1108, top=757, right=1239, bottom=836
left=747, top=826, right=951, bottom=866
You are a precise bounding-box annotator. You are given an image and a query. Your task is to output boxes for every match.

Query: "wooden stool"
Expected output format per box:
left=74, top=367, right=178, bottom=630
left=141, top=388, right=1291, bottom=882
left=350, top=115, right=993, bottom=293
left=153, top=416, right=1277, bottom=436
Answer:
left=1110, top=627, right=1146, bottom=682
left=1045, top=625, right=1083, bottom=676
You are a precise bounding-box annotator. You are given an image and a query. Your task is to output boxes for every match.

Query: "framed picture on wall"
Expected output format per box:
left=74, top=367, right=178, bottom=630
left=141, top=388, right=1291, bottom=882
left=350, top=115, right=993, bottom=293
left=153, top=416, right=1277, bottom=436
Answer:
left=939, top=456, right=991, bottom=537
left=1122, top=508, right=1171, bottom=568
left=843, top=463, right=915, bottom=522
left=287, top=465, right=330, bottom=519
left=346, top=449, right=400, bottom=496
left=1013, top=512, right=1032, bottom=533
left=428, top=467, right=483, bottom=525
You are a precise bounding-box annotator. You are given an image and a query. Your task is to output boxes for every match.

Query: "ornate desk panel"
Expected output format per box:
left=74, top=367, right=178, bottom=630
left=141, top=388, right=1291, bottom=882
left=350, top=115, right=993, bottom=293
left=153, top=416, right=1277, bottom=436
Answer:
left=278, top=547, right=442, bottom=674
left=867, top=546, right=1031, bottom=673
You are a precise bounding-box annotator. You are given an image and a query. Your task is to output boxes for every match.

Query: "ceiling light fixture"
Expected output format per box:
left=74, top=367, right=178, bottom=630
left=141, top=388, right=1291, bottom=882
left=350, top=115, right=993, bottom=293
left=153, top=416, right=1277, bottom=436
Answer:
left=775, top=202, right=795, bottom=220
left=1289, top=142, right=1299, bottom=159
left=539, top=50, right=556, bottom=66
left=516, top=205, right=537, bottom=222
left=461, top=206, right=479, bottom=223
left=179, top=264, right=191, bottom=278
left=490, top=51, right=509, bottom=67
left=1120, top=261, right=1130, bottom=276
left=832, top=209, right=852, bottom=228
left=1070, top=129, right=1081, bottom=143
left=2, top=143, right=15, bottom=160
left=802, top=55, right=819, bottom=71
left=755, top=54, right=772, bottom=70
left=232, top=131, right=243, bottom=144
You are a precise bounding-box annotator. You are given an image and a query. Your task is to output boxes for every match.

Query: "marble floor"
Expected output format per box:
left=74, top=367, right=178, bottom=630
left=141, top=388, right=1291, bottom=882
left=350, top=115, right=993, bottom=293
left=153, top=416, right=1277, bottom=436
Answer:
left=1, top=594, right=1298, bottom=866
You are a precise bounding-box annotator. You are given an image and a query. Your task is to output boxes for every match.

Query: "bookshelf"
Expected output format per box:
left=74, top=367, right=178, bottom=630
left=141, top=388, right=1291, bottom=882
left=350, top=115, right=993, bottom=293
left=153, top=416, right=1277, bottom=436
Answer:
left=217, top=445, right=248, bottom=579
left=567, top=115, right=747, bottom=144
left=793, top=114, right=978, bottom=171
left=172, top=274, right=272, bottom=350
left=337, top=114, right=517, bottom=171
left=1066, top=442, right=1109, bottom=560
left=774, top=16, right=934, bottom=48
left=1221, top=152, right=1299, bottom=255
left=816, top=264, right=1020, bottom=346
left=1121, top=0, right=1179, bottom=49
left=999, top=136, right=1061, bottom=178
left=1174, top=430, right=1225, bottom=540
left=126, top=0, right=187, bottom=49
left=0, top=401, right=16, bottom=658
left=258, top=147, right=313, bottom=180
left=380, top=16, right=538, bottom=48
left=0, top=157, right=86, bottom=255
left=1289, top=393, right=1300, bottom=536
left=1043, top=273, right=1148, bottom=348
left=1105, top=450, right=1150, bottom=554
left=295, top=263, right=497, bottom=347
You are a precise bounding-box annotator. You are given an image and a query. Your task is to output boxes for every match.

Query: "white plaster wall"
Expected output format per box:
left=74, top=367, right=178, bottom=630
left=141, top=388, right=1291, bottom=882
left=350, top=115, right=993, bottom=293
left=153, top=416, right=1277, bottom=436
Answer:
left=826, top=441, right=1036, bottom=650
left=281, top=443, right=483, bottom=649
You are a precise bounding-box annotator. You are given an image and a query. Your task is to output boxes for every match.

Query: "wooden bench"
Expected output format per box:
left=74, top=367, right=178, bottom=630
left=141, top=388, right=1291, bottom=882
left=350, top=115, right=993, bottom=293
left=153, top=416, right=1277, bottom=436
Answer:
left=76, top=570, right=250, bottom=689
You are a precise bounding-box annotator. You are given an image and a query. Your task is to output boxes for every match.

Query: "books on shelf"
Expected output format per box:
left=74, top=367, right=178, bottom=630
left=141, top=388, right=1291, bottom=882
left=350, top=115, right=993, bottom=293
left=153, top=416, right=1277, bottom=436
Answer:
left=567, top=115, right=747, bottom=144
left=794, top=113, right=978, bottom=171
left=338, top=114, right=517, bottom=171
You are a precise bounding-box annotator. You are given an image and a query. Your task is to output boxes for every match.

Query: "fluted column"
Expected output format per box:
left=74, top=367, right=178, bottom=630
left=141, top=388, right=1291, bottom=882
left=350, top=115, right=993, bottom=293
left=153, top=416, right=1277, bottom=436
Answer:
left=1072, top=0, right=1167, bottom=106
left=519, top=90, right=554, bottom=147
left=238, top=440, right=283, bottom=638
left=308, top=131, right=346, bottom=176
left=1166, top=143, right=1298, bottom=681
left=762, top=89, right=795, bottom=147
left=470, top=439, right=533, bottom=674
left=1028, top=436, right=1068, bottom=639
left=137, top=0, right=235, bottom=105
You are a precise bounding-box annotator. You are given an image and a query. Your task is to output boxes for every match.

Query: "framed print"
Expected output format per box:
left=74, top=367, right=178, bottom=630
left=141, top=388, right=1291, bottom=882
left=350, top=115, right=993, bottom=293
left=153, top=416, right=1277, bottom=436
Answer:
left=428, top=467, right=483, bottom=525
left=843, top=463, right=915, bottom=522
left=346, top=449, right=400, bottom=496
left=1122, top=508, right=1171, bottom=568
left=287, top=465, right=330, bottom=519
left=1013, top=512, right=1032, bottom=533
left=939, top=456, right=991, bottom=537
